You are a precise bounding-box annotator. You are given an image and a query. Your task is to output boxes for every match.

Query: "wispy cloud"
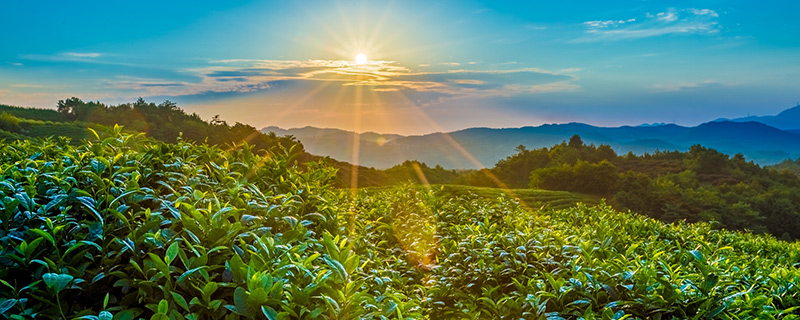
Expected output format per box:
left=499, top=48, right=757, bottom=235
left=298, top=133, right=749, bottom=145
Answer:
left=577, top=8, right=720, bottom=42
left=652, top=80, right=718, bottom=92
left=20, top=52, right=114, bottom=64
left=656, top=9, right=678, bottom=22
left=63, top=52, right=102, bottom=58
left=110, top=59, right=580, bottom=101
left=584, top=19, right=636, bottom=29
left=524, top=24, right=548, bottom=30
left=9, top=83, right=46, bottom=88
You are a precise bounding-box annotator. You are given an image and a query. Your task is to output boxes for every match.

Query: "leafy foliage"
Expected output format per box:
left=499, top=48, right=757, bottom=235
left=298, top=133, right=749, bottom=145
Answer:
left=0, top=127, right=376, bottom=319
left=54, top=97, right=299, bottom=154
left=478, top=136, right=800, bottom=240
left=345, top=188, right=800, bottom=319
left=2, top=128, right=800, bottom=319
left=770, top=158, right=800, bottom=176
left=0, top=104, right=69, bottom=123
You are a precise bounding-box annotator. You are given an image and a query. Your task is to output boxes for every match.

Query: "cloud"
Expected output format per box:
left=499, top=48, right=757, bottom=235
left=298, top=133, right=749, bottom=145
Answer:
left=106, top=59, right=580, bottom=104
left=10, top=83, right=46, bottom=88
left=690, top=9, right=719, bottom=17
left=652, top=80, right=718, bottom=92
left=63, top=52, right=102, bottom=58
left=524, top=24, right=548, bottom=30
left=578, top=8, right=720, bottom=42
left=20, top=52, right=121, bottom=65
left=656, top=9, right=678, bottom=22
left=584, top=19, right=636, bottom=29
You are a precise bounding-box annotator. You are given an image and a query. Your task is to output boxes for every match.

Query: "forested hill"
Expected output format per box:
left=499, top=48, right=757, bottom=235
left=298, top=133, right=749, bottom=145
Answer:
left=263, top=107, right=800, bottom=169
left=463, top=135, right=800, bottom=240
left=0, top=98, right=388, bottom=188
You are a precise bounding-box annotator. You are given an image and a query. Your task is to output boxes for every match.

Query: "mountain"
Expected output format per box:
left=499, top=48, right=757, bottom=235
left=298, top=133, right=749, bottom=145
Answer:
left=715, top=104, right=800, bottom=130
left=263, top=121, right=800, bottom=169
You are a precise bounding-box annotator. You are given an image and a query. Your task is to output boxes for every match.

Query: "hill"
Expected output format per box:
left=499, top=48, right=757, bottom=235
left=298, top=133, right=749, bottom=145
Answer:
left=715, top=104, right=800, bottom=130
left=466, top=136, right=800, bottom=240
left=263, top=120, right=800, bottom=169
left=0, top=99, right=390, bottom=188
left=1, top=132, right=798, bottom=319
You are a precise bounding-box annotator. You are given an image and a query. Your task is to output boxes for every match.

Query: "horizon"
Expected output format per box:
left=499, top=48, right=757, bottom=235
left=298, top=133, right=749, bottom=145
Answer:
left=262, top=104, right=797, bottom=136
left=2, top=1, right=799, bottom=135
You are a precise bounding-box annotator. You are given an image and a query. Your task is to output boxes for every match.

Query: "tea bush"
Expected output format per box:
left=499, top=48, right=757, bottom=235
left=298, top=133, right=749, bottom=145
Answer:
left=0, top=127, right=387, bottom=319
left=346, top=188, right=800, bottom=319
left=2, top=128, right=799, bottom=319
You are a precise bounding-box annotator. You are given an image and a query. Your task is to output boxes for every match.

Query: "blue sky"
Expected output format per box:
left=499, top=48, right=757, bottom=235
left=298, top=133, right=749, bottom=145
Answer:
left=1, top=0, right=798, bottom=134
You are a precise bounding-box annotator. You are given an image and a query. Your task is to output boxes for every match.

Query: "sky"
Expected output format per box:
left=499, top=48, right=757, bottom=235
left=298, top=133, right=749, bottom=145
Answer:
left=1, top=0, right=799, bottom=135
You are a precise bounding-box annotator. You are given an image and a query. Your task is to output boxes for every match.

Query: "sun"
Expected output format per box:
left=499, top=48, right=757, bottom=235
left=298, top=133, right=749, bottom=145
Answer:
left=355, top=53, right=368, bottom=65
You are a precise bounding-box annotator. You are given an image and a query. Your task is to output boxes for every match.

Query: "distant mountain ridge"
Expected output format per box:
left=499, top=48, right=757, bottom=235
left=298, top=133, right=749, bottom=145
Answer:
left=714, top=104, right=800, bottom=130
left=262, top=105, right=800, bottom=169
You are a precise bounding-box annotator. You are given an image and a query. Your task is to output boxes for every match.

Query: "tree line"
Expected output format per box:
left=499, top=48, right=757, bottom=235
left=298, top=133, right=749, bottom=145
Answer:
left=456, top=135, right=800, bottom=240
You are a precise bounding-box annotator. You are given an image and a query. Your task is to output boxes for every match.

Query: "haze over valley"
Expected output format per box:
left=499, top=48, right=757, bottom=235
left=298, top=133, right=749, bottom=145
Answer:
left=264, top=104, right=800, bottom=169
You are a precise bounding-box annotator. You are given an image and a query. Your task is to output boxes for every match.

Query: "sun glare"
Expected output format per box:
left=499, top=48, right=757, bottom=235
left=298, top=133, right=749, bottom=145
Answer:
left=355, top=53, right=368, bottom=65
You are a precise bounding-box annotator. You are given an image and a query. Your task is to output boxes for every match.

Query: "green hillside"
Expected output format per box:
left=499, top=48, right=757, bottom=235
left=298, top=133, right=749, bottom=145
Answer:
left=0, top=104, right=69, bottom=122
left=1, top=130, right=798, bottom=319
left=0, top=111, right=90, bottom=141
left=463, top=136, right=800, bottom=241
left=0, top=99, right=391, bottom=189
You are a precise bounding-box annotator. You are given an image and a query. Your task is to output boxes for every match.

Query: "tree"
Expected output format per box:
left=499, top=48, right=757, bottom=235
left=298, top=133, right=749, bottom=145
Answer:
left=568, top=134, right=584, bottom=148
left=56, top=97, right=85, bottom=120
left=210, top=115, right=227, bottom=126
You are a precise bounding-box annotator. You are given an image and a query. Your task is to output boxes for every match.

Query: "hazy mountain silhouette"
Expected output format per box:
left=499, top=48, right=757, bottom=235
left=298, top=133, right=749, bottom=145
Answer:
left=714, top=104, right=800, bottom=130
left=263, top=105, right=800, bottom=169
left=262, top=122, right=800, bottom=169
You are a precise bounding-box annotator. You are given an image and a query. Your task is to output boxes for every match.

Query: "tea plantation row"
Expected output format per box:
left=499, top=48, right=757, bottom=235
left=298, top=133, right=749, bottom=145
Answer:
left=1, top=130, right=799, bottom=319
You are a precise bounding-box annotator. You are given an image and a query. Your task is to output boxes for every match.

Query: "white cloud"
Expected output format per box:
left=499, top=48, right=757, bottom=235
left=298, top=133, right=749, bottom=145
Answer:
left=652, top=80, right=717, bottom=92
left=691, top=9, right=719, bottom=17
left=578, top=8, right=720, bottom=42
left=657, top=9, right=678, bottom=22
left=584, top=19, right=635, bottom=29
left=63, top=52, right=102, bottom=58
left=491, top=61, right=518, bottom=66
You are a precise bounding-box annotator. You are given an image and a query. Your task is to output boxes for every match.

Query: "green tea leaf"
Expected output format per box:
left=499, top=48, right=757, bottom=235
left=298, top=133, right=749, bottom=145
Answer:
left=165, top=241, right=179, bottom=266
left=262, top=306, right=278, bottom=320
left=323, top=255, right=347, bottom=282
left=98, top=311, right=113, bottom=320
left=42, top=273, right=73, bottom=292
left=0, top=299, right=17, bottom=314
left=29, top=229, right=55, bottom=247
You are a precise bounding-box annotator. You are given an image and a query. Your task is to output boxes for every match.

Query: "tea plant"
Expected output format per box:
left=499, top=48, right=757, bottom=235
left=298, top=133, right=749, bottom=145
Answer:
left=2, top=127, right=799, bottom=319
left=345, top=188, right=800, bottom=319
left=0, top=127, right=381, bottom=319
